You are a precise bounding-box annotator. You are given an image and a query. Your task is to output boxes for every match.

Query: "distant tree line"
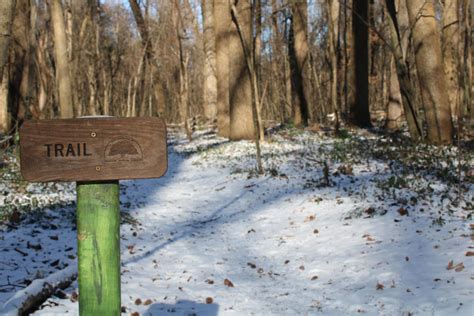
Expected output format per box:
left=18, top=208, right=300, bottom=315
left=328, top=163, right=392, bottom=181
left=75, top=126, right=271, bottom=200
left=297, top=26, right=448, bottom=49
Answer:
left=0, top=0, right=472, bottom=145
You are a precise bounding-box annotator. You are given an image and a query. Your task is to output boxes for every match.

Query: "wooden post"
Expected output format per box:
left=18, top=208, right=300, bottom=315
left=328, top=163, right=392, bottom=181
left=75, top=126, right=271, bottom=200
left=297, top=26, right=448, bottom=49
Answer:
left=77, top=181, right=121, bottom=316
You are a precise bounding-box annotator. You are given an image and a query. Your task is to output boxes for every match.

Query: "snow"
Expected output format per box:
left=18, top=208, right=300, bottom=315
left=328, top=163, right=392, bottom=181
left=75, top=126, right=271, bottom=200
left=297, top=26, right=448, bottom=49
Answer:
left=1, top=129, right=473, bottom=315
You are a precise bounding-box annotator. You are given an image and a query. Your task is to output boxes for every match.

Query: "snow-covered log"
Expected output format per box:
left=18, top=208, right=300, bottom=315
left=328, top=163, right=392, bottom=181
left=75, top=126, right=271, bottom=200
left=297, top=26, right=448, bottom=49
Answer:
left=1, top=264, right=77, bottom=316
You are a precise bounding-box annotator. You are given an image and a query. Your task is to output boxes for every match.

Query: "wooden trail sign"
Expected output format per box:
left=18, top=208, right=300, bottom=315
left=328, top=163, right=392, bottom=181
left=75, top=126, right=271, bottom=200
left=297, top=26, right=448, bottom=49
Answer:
left=20, top=117, right=167, bottom=182
left=19, top=117, right=168, bottom=315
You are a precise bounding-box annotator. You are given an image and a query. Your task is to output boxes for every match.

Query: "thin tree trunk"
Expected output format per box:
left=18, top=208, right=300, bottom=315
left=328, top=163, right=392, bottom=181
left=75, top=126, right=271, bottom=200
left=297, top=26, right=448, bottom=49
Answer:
left=0, top=71, right=9, bottom=133
left=442, top=0, right=460, bottom=118
left=0, top=0, right=15, bottom=83
left=326, top=0, right=340, bottom=120
left=50, top=0, right=74, bottom=118
left=202, top=0, right=217, bottom=122
left=406, top=0, right=453, bottom=144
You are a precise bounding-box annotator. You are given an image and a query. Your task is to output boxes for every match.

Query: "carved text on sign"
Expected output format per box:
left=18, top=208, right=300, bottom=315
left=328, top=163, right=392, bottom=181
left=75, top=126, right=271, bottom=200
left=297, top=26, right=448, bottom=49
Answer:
left=44, top=143, right=92, bottom=158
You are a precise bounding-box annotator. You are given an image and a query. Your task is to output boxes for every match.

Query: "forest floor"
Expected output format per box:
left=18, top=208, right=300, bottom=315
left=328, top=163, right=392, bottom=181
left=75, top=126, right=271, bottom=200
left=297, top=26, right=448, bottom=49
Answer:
left=0, top=126, right=473, bottom=315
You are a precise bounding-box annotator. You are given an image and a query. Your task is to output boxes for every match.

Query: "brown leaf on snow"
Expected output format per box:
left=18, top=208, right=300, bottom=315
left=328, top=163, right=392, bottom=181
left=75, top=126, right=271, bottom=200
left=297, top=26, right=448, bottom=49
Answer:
left=131, top=312, right=140, bottom=316
left=465, top=251, right=474, bottom=257
left=205, top=279, right=215, bottom=284
left=454, top=263, right=465, bottom=272
left=206, top=297, right=214, bottom=304
left=143, top=299, right=153, bottom=306
left=299, top=265, right=305, bottom=271
left=311, top=275, right=318, bottom=281
left=135, top=298, right=142, bottom=305
left=224, top=279, right=234, bottom=287
left=447, top=260, right=464, bottom=272
left=376, top=283, right=384, bottom=290
left=304, top=215, right=316, bottom=222
left=447, top=260, right=454, bottom=270
left=398, top=207, right=408, bottom=216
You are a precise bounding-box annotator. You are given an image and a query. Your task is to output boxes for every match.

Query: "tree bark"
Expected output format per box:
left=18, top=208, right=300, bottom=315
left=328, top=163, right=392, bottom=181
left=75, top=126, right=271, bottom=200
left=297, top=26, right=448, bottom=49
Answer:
left=406, top=0, right=453, bottom=144
left=214, top=0, right=231, bottom=137
left=442, top=0, right=460, bottom=118
left=289, top=0, right=310, bottom=127
left=229, top=0, right=254, bottom=140
left=50, top=0, right=74, bottom=118
left=202, top=0, right=218, bottom=122
left=0, top=0, right=15, bottom=133
left=0, top=0, right=15, bottom=84
left=385, top=0, right=422, bottom=140
left=349, top=0, right=371, bottom=127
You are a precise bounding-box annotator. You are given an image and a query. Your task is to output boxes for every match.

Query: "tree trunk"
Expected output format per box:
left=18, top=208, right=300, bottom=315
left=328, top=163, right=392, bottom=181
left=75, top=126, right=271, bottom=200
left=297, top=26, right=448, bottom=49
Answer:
left=50, top=0, right=74, bottom=118
left=214, top=0, right=231, bottom=137
left=0, top=0, right=15, bottom=133
left=326, top=0, right=340, bottom=119
left=385, top=56, right=403, bottom=130
left=202, top=0, right=218, bottom=122
left=289, top=0, right=310, bottom=127
left=406, top=0, right=453, bottom=144
left=442, top=0, right=460, bottom=118
left=385, top=0, right=422, bottom=140
left=349, top=0, right=371, bottom=127
left=0, top=0, right=15, bottom=83
left=0, top=71, right=9, bottom=133
left=229, top=0, right=254, bottom=140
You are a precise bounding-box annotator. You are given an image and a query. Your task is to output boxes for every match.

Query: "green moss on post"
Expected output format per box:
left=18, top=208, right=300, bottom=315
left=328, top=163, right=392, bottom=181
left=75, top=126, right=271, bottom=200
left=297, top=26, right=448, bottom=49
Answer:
left=77, top=181, right=121, bottom=316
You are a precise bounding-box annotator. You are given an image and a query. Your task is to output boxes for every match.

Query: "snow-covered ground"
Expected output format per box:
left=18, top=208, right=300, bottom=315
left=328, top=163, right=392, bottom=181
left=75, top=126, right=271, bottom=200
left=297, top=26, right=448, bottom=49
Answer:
left=1, top=128, right=473, bottom=315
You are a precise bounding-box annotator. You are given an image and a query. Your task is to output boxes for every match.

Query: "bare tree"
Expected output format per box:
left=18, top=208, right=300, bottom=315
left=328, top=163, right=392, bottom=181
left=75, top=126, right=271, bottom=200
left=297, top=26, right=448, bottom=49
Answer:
left=288, top=0, right=310, bottom=127
left=326, top=0, right=340, bottom=121
left=349, top=0, right=371, bottom=127
left=406, top=0, right=453, bottom=144
left=50, top=0, right=74, bottom=118
left=202, top=0, right=217, bottom=122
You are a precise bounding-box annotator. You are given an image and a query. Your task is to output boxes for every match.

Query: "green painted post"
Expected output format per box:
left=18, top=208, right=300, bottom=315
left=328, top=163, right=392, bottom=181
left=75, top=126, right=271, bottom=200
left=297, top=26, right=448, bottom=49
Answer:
left=76, top=181, right=121, bottom=316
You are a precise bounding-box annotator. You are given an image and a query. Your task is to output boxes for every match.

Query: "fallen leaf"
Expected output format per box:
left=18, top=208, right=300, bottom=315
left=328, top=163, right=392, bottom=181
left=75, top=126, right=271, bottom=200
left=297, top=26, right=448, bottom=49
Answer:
left=465, top=251, right=474, bottom=257
left=206, top=297, right=213, bottom=304
left=135, top=298, right=142, bottom=305
left=398, top=207, right=408, bottom=216
left=205, top=279, right=214, bottom=284
left=131, top=312, right=140, bottom=316
left=224, top=279, right=234, bottom=287
left=454, top=262, right=465, bottom=272
left=313, top=229, right=319, bottom=234
left=143, top=299, right=152, bottom=306
left=247, top=262, right=256, bottom=269
left=304, top=215, right=316, bottom=222
left=311, top=276, right=318, bottom=281
left=299, top=265, right=305, bottom=271
left=376, top=283, right=384, bottom=290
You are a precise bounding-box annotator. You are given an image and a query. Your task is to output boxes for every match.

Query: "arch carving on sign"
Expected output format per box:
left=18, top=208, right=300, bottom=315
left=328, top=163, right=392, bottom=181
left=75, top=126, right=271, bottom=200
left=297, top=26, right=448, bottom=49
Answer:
left=105, top=137, right=143, bottom=162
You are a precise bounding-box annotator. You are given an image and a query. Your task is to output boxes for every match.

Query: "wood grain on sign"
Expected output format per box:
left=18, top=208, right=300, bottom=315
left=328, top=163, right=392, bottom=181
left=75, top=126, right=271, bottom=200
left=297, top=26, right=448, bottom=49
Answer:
left=20, top=117, right=167, bottom=182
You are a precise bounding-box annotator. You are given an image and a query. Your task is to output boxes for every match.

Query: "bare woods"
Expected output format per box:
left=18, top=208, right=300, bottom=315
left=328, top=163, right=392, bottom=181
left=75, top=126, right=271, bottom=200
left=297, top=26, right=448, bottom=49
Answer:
left=0, top=0, right=472, bottom=145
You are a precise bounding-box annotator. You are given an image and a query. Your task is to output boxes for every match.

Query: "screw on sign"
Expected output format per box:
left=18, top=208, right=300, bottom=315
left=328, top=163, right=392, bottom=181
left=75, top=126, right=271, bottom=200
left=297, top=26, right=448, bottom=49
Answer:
left=19, top=117, right=168, bottom=315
